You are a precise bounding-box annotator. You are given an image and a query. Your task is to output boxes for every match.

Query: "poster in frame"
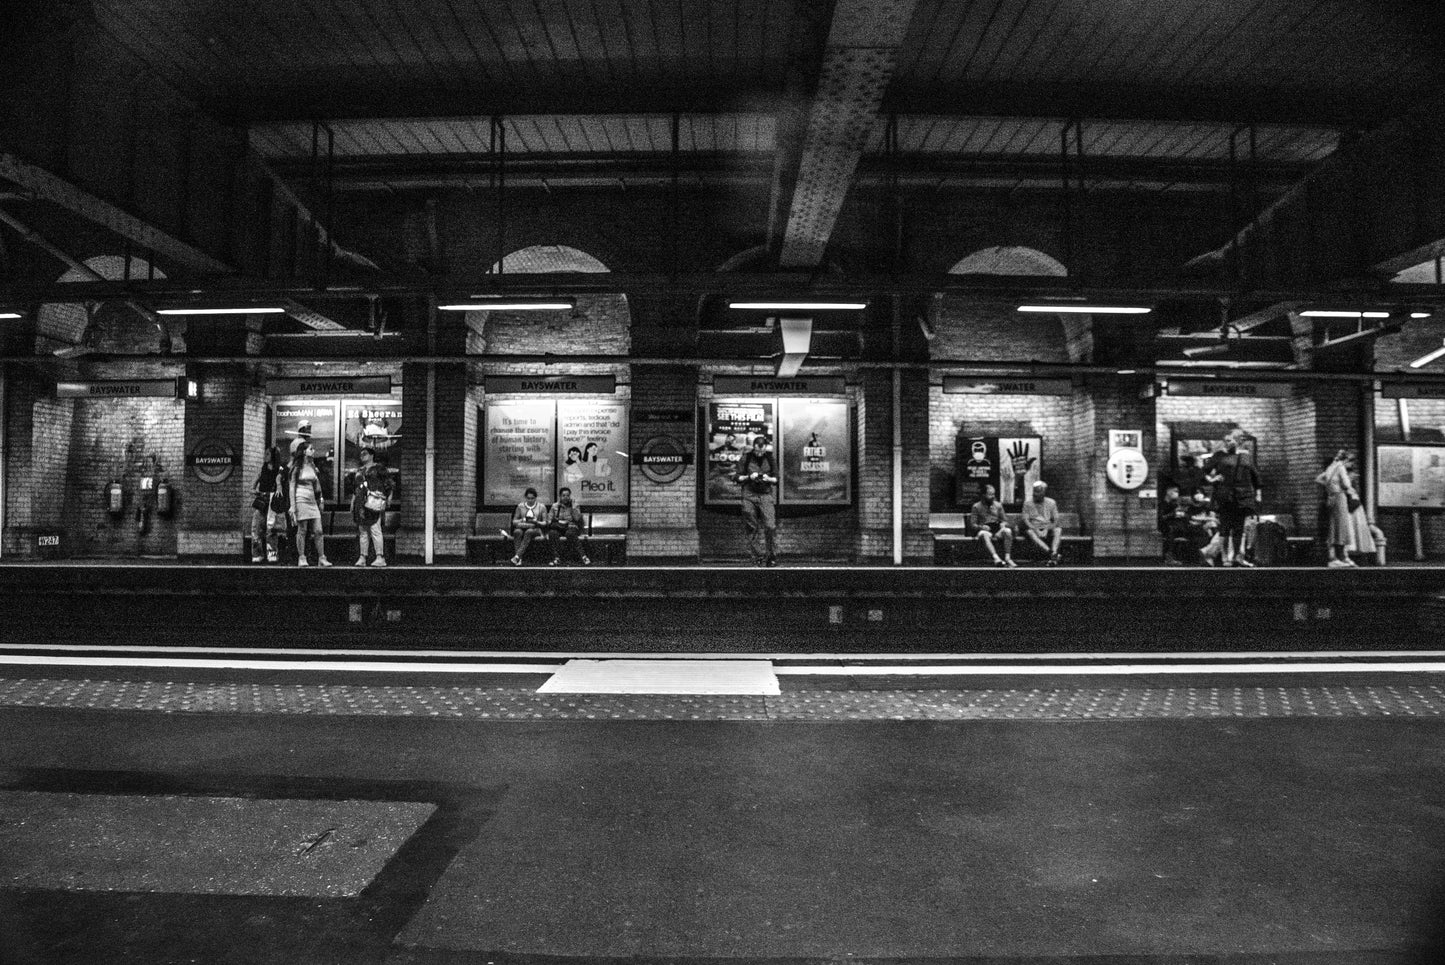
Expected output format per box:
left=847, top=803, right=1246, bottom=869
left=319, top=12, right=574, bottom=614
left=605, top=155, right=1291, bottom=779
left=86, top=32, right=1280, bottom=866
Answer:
left=955, top=435, right=1043, bottom=510
left=778, top=398, right=851, bottom=505
left=1376, top=444, right=1445, bottom=510
left=704, top=399, right=775, bottom=505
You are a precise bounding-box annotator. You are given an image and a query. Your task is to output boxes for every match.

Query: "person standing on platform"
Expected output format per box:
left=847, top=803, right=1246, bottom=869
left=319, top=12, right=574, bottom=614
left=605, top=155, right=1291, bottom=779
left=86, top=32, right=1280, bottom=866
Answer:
left=289, top=440, right=330, bottom=567
left=547, top=485, right=589, bottom=566
left=1317, top=449, right=1359, bottom=568
left=1021, top=480, right=1063, bottom=566
left=250, top=445, right=286, bottom=563
left=735, top=435, right=779, bottom=566
left=970, top=484, right=1016, bottom=568
left=510, top=487, right=547, bottom=565
left=1204, top=430, right=1261, bottom=567
left=350, top=447, right=392, bottom=567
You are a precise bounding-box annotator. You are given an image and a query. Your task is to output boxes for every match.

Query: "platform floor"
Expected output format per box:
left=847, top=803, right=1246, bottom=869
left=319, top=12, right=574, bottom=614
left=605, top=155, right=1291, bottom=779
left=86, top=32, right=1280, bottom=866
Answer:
left=2, top=647, right=1444, bottom=964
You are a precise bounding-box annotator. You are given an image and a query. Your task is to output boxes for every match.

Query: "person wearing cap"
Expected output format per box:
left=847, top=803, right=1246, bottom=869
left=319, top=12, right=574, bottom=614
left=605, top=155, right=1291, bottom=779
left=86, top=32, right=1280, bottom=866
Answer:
left=1020, top=480, right=1063, bottom=566
left=735, top=434, right=779, bottom=566
left=288, top=420, right=313, bottom=458
left=510, top=487, right=547, bottom=565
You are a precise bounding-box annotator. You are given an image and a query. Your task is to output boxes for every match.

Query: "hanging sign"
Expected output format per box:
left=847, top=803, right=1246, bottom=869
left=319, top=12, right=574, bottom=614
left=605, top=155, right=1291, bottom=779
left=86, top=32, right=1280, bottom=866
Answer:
left=1165, top=381, right=1292, bottom=398
left=1381, top=382, right=1445, bottom=400
left=486, top=375, right=616, bottom=394
left=943, top=377, right=1072, bottom=396
left=56, top=380, right=175, bottom=398
left=265, top=376, right=393, bottom=396
left=712, top=376, right=846, bottom=395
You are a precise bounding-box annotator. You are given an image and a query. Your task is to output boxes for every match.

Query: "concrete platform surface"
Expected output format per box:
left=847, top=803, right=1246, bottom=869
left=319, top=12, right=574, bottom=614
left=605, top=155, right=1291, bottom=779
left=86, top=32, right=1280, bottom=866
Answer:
left=1, top=698, right=1443, bottom=964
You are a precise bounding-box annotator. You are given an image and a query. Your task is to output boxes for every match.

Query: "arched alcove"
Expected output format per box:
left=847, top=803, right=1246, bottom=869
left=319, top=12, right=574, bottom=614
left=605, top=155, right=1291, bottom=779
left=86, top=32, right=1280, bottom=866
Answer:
left=36, top=255, right=169, bottom=354
left=472, top=245, right=629, bottom=354
left=930, top=246, right=1075, bottom=362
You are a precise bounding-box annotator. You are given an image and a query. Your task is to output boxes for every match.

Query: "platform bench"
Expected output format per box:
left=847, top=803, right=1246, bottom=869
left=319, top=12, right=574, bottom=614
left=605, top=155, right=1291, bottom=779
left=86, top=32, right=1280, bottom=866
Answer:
left=931, top=511, right=1093, bottom=565
left=466, top=511, right=627, bottom=566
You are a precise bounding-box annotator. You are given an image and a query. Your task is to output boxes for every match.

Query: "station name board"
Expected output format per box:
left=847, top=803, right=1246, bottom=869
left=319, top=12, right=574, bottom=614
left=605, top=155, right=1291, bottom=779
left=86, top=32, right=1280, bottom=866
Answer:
left=1381, top=382, right=1445, bottom=400
left=55, top=380, right=176, bottom=398
left=266, top=376, right=393, bottom=396
left=1166, top=381, right=1293, bottom=399
left=711, top=376, right=846, bottom=395
left=942, top=377, right=1072, bottom=396
left=485, top=375, right=617, bottom=394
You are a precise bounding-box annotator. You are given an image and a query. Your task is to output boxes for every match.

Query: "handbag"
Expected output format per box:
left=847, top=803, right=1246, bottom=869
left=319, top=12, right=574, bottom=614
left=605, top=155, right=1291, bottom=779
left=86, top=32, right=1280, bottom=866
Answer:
left=364, top=489, right=388, bottom=513
left=252, top=493, right=270, bottom=513
left=1346, top=494, right=1361, bottom=513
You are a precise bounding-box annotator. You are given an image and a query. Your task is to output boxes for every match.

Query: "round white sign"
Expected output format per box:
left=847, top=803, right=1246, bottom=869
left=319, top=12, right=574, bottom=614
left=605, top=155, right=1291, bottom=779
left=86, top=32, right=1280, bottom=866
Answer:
left=1106, top=448, right=1149, bottom=491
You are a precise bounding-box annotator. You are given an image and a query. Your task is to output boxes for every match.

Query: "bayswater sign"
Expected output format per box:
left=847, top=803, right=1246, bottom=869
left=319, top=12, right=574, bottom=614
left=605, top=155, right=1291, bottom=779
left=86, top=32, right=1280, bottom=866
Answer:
left=56, top=380, right=175, bottom=398
left=943, top=377, right=1073, bottom=396
left=1381, top=382, right=1445, bottom=400
left=1166, top=381, right=1293, bottom=398
left=266, top=376, right=393, bottom=396
left=712, top=376, right=846, bottom=395
left=486, top=375, right=617, bottom=394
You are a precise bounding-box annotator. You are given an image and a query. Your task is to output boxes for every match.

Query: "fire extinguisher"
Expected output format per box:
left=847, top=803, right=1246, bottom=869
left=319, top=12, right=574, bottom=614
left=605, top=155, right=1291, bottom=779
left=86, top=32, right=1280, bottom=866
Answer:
left=156, top=477, right=173, bottom=516
left=106, top=480, right=124, bottom=517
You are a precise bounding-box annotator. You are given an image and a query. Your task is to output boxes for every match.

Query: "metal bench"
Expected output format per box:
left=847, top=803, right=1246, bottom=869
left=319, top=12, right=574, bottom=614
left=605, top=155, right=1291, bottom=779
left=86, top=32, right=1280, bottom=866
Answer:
left=466, top=511, right=627, bottom=565
left=931, top=511, right=1093, bottom=565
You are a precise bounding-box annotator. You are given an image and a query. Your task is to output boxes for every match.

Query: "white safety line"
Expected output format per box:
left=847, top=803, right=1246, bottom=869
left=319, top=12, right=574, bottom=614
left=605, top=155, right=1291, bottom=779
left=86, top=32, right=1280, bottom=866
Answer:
left=0, top=656, right=561, bottom=674
left=773, top=662, right=1445, bottom=676
left=2, top=643, right=1443, bottom=662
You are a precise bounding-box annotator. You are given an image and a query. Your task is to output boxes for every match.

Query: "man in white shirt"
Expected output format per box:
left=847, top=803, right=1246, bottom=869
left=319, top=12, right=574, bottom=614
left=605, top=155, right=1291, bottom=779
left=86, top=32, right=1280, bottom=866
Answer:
left=1020, top=480, right=1062, bottom=566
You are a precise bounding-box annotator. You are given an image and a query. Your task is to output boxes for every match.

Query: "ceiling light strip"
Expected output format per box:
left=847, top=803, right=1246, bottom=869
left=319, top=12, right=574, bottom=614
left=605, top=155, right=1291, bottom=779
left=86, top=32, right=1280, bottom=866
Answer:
left=1017, top=305, right=1151, bottom=315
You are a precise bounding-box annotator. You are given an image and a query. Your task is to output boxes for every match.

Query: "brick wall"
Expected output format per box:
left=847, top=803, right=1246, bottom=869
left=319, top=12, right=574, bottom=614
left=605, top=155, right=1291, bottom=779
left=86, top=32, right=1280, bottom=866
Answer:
left=628, top=366, right=699, bottom=561
left=472, top=295, right=631, bottom=356
left=2, top=371, right=74, bottom=555
left=931, top=301, right=1070, bottom=363
left=1089, top=384, right=1157, bottom=558
left=178, top=364, right=246, bottom=557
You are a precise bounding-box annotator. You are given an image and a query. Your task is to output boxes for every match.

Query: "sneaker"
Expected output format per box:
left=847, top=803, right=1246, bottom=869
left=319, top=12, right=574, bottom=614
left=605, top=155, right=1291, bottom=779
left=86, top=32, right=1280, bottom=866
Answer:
left=251, top=555, right=263, bottom=564
left=510, top=555, right=523, bottom=566
left=356, top=557, right=368, bottom=566
left=1343, top=557, right=1358, bottom=567
left=266, top=552, right=278, bottom=563
left=1047, top=556, right=1060, bottom=567
left=993, top=558, right=1006, bottom=567
left=1327, top=558, right=1351, bottom=568
left=318, top=557, right=332, bottom=567
left=1004, top=557, right=1017, bottom=568
left=370, top=558, right=387, bottom=567
left=580, top=555, right=590, bottom=566
left=298, top=559, right=309, bottom=567
left=549, top=557, right=561, bottom=567
left=1236, top=558, right=1256, bottom=568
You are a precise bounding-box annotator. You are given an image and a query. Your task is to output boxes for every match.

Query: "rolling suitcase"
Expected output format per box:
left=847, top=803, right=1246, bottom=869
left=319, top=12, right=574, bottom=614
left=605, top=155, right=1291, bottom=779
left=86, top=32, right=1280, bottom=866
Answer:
left=1252, top=519, right=1289, bottom=566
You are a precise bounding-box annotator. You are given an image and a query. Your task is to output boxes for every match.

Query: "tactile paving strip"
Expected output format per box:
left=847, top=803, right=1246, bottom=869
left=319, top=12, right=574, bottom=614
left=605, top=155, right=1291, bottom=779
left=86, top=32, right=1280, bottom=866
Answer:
left=1, top=678, right=1444, bottom=721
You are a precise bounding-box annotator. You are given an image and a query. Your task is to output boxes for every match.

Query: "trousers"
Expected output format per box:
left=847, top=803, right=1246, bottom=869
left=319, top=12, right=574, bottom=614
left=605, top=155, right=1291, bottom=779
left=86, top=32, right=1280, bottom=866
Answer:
left=741, top=492, right=777, bottom=561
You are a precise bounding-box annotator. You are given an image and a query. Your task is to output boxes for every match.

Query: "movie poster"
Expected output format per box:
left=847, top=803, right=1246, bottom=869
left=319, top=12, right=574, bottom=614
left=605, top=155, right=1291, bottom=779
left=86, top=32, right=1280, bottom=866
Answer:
left=272, top=401, right=338, bottom=503
left=483, top=400, right=557, bottom=507
left=779, top=399, right=850, bottom=505
left=1377, top=444, right=1445, bottom=509
left=705, top=400, right=774, bottom=505
left=955, top=435, right=1042, bottom=510
left=557, top=400, right=629, bottom=510
left=342, top=400, right=403, bottom=507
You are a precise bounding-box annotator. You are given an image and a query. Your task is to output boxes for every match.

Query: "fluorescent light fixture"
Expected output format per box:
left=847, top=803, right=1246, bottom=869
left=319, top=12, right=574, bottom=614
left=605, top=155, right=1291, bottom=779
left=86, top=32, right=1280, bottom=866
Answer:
left=156, top=306, right=286, bottom=315
left=1182, top=343, right=1231, bottom=358
left=728, top=301, right=867, bottom=310
left=1411, top=312, right=1433, bottom=319
left=0, top=311, right=22, bottom=319
left=1017, top=305, right=1151, bottom=315
left=439, top=297, right=575, bottom=311
left=1299, top=310, right=1389, bottom=318
left=1409, top=339, right=1445, bottom=369
left=1116, top=369, right=1137, bottom=375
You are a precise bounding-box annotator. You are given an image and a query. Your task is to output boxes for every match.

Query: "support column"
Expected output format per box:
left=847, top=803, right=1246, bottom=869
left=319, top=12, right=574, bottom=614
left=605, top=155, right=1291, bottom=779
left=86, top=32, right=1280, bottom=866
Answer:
left=858, top=368, right=930, bottom=563
left=178, top=363, right=248, bottom=559
left=1085, top=378, right=1158, bottom=561
left=627, top=365, right=699, bottom=563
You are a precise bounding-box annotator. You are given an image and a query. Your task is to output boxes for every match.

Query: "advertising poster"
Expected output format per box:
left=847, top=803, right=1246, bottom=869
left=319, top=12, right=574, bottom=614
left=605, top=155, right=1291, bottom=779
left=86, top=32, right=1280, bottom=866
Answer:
left=705, top=400, right=774, bottom=505
left=342, top=400, right=404, bottom=507
left=272, top=401, right=339, bottom=503
left=1377, top=444, right=1445, bottom=509
left=954, top=435, right=1042, bottom=509
left=483, top=400, right=557, bottom=507
left=557, top=400, right=629, bottom=509
left=779, top=399, right=851, bottom=504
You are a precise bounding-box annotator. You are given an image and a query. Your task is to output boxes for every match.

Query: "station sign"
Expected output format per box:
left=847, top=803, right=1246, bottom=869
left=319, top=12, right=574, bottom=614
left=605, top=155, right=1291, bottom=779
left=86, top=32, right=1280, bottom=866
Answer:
left=486, top=375, right=616, bottom=394
left=1381, top=382, right=1445, bottom=400
left=55, top=379, right=176, bottom=398
left=943, top=376, right=1072, bottom=396
left=712, top=376, right=845, bottom=395
left=266, top=376, right=393, bottom=396
left=1165, top=380, right=1293, bottom=399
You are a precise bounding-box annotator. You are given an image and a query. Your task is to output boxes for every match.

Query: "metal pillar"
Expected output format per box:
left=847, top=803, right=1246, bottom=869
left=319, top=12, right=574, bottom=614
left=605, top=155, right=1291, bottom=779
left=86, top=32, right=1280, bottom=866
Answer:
left=424, top=299, right=438, bottom=565
left=892, top=367, right=903, bottom=566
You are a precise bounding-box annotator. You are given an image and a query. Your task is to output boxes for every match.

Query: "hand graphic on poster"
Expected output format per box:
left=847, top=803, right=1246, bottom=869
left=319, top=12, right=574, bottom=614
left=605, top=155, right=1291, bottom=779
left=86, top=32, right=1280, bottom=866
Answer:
left=1007, top=440, right=1036, bottom=504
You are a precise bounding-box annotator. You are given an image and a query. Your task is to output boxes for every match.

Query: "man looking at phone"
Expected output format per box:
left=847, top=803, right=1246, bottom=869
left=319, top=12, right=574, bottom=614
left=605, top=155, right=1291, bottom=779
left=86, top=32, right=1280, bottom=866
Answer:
left=736, top=435, right=779, bottom=567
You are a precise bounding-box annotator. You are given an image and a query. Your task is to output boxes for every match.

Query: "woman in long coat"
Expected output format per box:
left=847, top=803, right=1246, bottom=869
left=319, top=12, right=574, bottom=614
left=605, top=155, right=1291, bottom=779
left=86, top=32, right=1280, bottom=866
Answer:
left=1318, top=449, right=1358, bottom=568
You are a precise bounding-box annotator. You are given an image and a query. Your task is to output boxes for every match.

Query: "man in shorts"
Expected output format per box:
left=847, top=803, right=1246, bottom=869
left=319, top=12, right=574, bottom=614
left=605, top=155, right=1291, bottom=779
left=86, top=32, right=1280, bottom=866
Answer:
left=970, top=484, right=1016, bottom=568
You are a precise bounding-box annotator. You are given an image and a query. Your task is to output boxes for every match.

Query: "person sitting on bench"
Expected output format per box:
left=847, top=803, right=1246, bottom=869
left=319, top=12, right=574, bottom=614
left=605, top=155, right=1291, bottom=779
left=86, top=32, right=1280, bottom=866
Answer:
left=547, top=486, right=589, bottom=567
left=510, top=487, right=547, bottom=565
left=970, top=484, right=1016, bottom=568
left=1158, top=484, right=1192, bottom=565
left=1021, top=480, right=1062, bottom=566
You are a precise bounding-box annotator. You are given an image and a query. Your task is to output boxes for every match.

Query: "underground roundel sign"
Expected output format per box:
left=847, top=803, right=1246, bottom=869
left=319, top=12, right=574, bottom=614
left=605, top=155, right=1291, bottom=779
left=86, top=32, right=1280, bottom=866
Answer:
left=638, top=435, right=690, bottom=485
left=188, top=439, right=239, bottom=485
left=1105, top=448, right=1149, bottom=491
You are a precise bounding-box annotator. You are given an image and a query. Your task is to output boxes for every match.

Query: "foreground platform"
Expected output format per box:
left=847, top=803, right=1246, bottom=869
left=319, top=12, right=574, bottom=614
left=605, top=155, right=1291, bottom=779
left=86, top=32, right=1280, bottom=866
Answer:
left=2, top=562, right=1444, bottom=652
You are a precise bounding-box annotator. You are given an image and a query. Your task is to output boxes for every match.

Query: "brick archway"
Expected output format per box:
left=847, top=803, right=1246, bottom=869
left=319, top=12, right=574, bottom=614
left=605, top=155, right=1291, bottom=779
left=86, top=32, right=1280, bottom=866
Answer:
left=35, top=255, right=167, bottom=352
